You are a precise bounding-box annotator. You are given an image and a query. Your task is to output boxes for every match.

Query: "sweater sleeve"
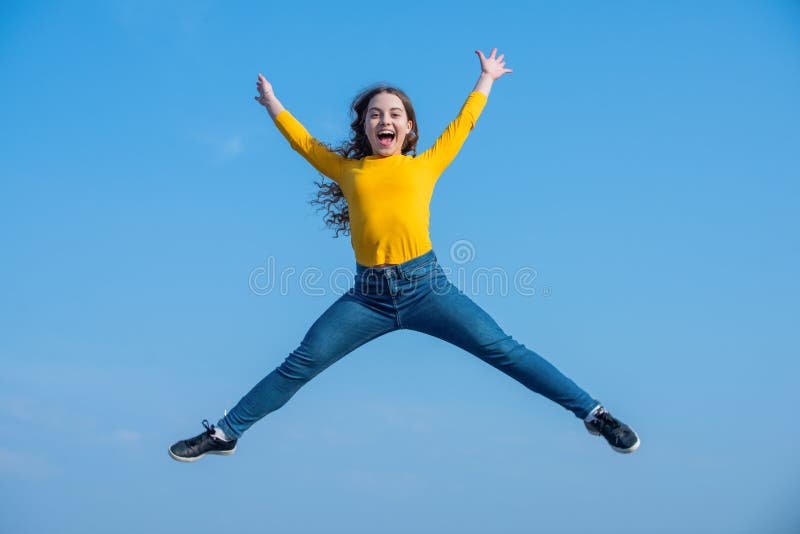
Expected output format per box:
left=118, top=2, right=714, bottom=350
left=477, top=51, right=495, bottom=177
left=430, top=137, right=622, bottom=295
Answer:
left=417, top=91, right=487, bottom=176
left=273, top=110, right=346, bottom=182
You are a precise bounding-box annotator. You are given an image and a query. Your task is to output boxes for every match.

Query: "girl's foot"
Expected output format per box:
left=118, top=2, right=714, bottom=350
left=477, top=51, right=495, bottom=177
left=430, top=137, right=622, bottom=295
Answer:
left=584, top=407, right=640, bottom=453
left=168, top=420, right=237, bottom=462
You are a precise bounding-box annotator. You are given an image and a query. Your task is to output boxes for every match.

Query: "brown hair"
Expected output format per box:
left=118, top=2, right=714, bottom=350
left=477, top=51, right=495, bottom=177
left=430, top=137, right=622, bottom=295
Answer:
left=310, top=84, right=419, bottom=237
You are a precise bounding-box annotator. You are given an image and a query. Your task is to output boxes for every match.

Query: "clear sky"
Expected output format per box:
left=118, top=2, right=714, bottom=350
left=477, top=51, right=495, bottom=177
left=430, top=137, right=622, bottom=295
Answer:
left=2, top=1, right=799, bottom=533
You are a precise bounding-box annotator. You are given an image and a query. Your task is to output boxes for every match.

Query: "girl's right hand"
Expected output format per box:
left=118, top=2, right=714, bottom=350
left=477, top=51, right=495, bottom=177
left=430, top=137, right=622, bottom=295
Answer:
left=475, top=48, right=512, bottom=81
left=254, top=73, right=274, bottom=106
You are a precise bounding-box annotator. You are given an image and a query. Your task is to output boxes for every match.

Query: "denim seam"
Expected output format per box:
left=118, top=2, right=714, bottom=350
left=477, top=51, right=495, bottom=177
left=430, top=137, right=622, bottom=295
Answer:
left=391, top=292, right=402, bottom=328
left=385, top=271, right=403, bottom=328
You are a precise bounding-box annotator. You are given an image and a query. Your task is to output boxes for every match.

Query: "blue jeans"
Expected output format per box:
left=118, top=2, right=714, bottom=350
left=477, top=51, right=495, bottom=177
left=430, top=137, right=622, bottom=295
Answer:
left=218, top=250, right=599, bottom=439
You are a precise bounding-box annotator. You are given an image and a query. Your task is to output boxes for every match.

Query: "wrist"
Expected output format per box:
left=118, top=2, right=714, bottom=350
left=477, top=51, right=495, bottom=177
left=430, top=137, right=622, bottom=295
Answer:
left=477, top=72, right=495, bottom=85
left=260, top=92, right=275, bottom=106
left=473, top=72, right=494, bottom=96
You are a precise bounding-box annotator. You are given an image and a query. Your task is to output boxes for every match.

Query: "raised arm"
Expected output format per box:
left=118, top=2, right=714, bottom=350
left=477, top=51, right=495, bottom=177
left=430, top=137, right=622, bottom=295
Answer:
left=254, top=73, right=345, bottom=182
left=419, top=48, right=512, bottom=174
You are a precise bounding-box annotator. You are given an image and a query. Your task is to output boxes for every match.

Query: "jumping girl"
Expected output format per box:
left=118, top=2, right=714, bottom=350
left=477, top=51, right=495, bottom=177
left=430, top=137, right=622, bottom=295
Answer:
left=169, top=48, right=639, bottom=461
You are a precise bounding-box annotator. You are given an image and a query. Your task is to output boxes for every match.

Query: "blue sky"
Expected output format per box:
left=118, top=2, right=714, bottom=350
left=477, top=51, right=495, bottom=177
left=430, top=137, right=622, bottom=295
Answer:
left=1, top=1, right=799, bottom=532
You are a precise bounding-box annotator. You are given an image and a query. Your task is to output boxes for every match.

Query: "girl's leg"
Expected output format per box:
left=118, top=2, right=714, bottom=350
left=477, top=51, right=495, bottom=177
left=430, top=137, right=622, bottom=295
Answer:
left=400, top=278, right=599, bottom=419
left=218, top=291, right=397, bottom=439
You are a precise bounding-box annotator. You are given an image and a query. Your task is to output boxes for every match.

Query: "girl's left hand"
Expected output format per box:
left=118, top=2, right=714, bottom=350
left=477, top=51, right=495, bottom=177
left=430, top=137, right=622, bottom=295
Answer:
left=475, top=48, right=513, bottom=80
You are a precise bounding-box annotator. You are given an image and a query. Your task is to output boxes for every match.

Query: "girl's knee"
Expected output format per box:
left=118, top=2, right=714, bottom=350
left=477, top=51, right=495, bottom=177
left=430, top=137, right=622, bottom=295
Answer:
left=474, top=335, right=526, bottom=365
left=277, top=346, right=328, bottom=381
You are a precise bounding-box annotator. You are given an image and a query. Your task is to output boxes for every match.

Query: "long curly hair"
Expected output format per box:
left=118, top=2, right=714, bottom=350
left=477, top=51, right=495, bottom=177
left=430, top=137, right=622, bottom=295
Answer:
left=310, top=85, right=419, bottom=237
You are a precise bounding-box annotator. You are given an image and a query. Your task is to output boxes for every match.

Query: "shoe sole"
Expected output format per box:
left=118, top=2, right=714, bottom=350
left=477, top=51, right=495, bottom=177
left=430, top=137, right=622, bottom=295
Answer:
left=168, top=447, right=236, bottom=462
left=612, top=436, right=640, bottom=454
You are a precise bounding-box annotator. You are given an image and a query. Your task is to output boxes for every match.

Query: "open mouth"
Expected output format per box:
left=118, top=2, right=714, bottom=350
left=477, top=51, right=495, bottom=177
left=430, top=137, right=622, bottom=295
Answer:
left=377, top=130, right=395, bottom=147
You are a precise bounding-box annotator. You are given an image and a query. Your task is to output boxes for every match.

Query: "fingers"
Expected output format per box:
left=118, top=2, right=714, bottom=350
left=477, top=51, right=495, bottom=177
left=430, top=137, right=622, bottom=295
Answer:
left=255, top=73, right=273, bottom=94
left=476, top=48, right=508, bottom=64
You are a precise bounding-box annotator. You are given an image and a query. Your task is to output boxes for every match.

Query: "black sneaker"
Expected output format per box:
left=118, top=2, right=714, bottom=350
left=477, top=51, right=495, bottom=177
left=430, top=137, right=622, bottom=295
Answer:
left=168, top=420, right=237, bottom=462
left=584, top=407, right=640, bottom=453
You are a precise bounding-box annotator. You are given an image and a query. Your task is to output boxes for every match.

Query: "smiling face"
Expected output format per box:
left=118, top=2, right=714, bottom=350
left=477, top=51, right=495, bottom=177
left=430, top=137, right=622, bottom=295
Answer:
left=364, top=92, right=413, bottom=157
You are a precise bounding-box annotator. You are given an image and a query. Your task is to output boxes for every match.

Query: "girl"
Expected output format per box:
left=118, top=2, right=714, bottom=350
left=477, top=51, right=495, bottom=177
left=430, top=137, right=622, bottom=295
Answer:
left=169, top=48, right=639, bottom=461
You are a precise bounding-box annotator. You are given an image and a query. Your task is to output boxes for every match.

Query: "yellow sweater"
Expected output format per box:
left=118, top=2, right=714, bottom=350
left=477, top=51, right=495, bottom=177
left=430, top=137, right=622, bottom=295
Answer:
left=274, top=91, right=488, bottom=266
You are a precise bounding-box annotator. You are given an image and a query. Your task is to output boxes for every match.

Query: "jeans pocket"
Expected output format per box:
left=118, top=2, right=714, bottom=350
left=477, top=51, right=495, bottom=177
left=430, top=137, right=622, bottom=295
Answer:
left=402, top=260, right=439, bottom=282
